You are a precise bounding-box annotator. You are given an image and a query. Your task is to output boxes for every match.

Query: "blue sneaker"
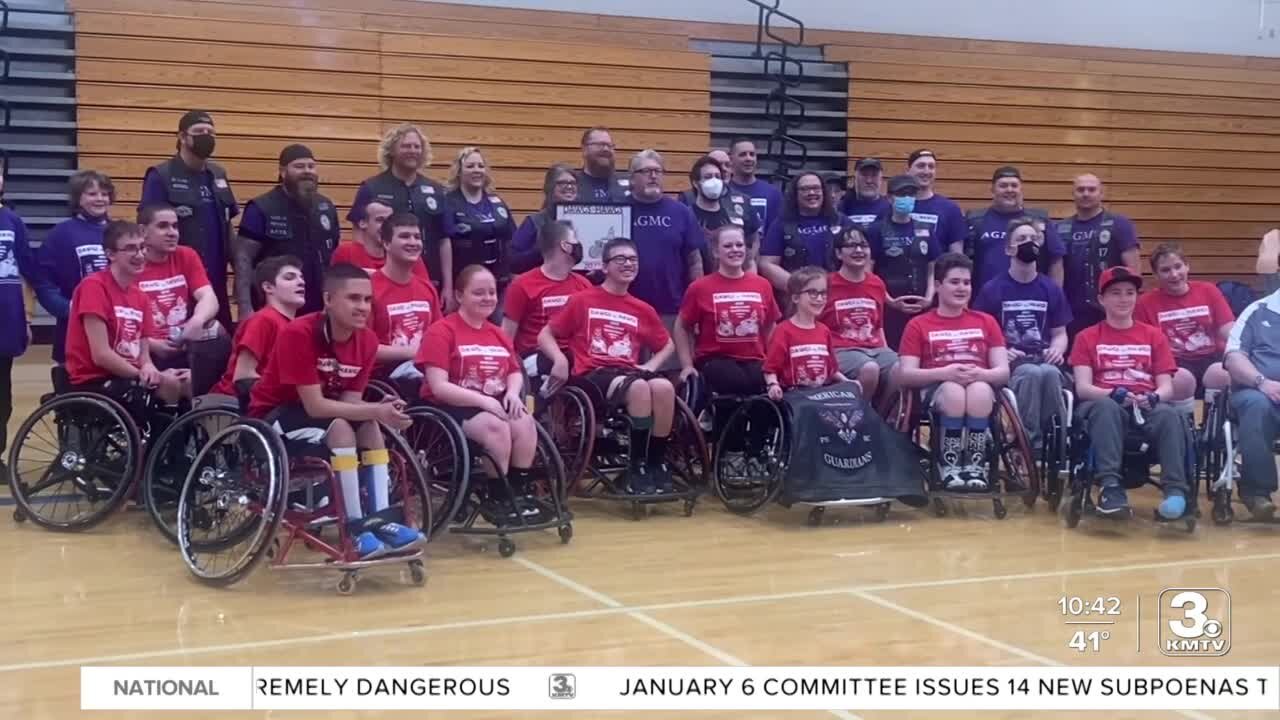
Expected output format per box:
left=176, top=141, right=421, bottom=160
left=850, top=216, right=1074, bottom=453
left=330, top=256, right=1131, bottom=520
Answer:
left=354, top=531, right=389, bottom=559
left=373, top=522, right=426, bottom=551
left=1158, top=490, right=1186, bottom=520
left=1097, top=483, right=1130, bottom=516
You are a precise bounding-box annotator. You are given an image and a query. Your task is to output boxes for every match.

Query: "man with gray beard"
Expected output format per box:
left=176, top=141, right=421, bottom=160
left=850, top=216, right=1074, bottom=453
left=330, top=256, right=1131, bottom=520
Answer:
left=234, top=144, right=340, bottom=316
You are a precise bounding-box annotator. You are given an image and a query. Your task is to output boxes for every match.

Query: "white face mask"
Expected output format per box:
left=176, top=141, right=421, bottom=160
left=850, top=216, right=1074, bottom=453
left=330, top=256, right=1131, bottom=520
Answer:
left=700, top=177, right=724, bottom=200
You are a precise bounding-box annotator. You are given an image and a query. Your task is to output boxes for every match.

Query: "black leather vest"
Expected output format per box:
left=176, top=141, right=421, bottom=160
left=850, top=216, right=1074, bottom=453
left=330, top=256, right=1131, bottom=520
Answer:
left=150, top=156, right=237, bottom=262
left=247, top=185, right=340, bottom=313
left=572, top=169, right=631, bottom=204
left=782, top=214, right=852, bottom=272
left=875, top=216, right=932, bottom=297
left=443, top=188, right=513, bottom=282
left=358, top=170, right=447, bottom=285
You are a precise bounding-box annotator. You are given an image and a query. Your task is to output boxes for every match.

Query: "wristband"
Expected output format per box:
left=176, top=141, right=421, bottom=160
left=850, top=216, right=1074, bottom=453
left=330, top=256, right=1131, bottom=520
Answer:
left=1108, top=387, right=1129, bottom=404
left=1148, top=393, right=1160, bottom=407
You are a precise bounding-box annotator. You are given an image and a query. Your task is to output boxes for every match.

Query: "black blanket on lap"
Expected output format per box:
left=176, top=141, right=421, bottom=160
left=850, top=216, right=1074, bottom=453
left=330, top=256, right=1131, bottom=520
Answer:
left=779, top=382, right=928, bottom=507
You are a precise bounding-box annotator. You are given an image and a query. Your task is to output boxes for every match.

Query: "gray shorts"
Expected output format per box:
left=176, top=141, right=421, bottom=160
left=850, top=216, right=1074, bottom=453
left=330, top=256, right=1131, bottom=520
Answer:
left=836, top=347, right=898, bottom=377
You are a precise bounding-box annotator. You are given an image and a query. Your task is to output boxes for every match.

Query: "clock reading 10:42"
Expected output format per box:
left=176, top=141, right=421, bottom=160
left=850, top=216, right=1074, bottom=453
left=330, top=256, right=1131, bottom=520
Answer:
left=1058, top=596, right=1122, bottom=616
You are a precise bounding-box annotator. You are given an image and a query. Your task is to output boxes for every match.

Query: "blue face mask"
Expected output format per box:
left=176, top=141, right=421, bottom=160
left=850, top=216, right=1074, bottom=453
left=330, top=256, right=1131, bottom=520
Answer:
left=892, top=195, right=916, bottom=216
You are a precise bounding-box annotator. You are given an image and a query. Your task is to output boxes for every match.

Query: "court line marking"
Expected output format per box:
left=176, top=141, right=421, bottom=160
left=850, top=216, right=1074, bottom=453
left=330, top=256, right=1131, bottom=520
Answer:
left=3, top=551, right=1276, bottom=675
left=515, top=557, right=863, bottom=720
left=849, top=590, right=1216, bottom=720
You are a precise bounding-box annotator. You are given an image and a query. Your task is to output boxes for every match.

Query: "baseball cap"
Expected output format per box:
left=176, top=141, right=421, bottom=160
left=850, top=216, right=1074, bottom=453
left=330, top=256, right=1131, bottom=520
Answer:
left=178, top=110, right=214, bottom=133
left=992, top=165, right=1022, bottom=182
left=855, top=157, right=883, bottom=172
left=887, top=174, right=920, bottom=194
left=907, top=149, right=936, bottom=167
left=1098, top=266, right=1142, bottom=292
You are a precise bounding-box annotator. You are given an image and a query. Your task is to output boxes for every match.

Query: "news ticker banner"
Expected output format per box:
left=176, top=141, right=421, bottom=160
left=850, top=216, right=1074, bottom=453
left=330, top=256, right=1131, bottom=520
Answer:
left=83, top=666, right=1280, bottom=711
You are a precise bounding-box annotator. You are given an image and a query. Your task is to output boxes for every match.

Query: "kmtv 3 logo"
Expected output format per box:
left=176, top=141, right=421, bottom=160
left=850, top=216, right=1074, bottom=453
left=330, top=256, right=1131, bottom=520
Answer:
left=549, top=673, right=576, bottom=699
left=1159, top=588, right=1231, bottom=656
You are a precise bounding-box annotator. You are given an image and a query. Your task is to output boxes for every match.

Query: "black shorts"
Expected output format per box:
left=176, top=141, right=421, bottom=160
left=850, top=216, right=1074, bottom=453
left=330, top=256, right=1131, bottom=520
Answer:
left=265, top=403, right=340, bottom=446
left=70, top=379, right=133, bottom=403
left=579, top=368, right=662, bottom=410
left=438, top=404, right=486, bottom=425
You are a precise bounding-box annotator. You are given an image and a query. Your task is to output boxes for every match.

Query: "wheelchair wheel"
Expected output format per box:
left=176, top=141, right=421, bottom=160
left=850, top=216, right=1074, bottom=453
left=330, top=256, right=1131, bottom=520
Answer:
left=669, top=397, right=710, bottom=491
left=885, top=388, right=914, bottom=435
left=363, top=379, right=400, bottom=403
left=8, top=393, right=141, bottom=531
left=143, top=407, right=241, bottom=545
left=543, top=386, right=595, bottom=496
left=384, top=425, right=434, bottom=541
left=1041, top=416, right=1065, bottom=512
left=404, top=406, right=471, bottom=538
left=530, top=422, right=570, bottom=508
left=178, top=419, right=288, bottom=587
left=712, top=397, right=787, bottom=514
left=994, top=392, right=1039, bottom=507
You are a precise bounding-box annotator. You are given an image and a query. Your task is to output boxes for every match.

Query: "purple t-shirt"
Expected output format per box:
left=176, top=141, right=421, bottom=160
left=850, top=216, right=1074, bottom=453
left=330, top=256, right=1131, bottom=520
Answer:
left=974, top=272, right=1072, bottom=355
left=728, top=179, right=783, bottom=232
left=1058, top=212, right=1140, bottom=313
left=761, top=214, right=838, bottom=270
left=839, top=194, right=890, bottom=231
left=910, top=193, right=966, bottom=254
left=629, top=197, right=705, bottom=314
left=972, top=207, right=1065, bottom=287
left=140, top=167, right=237, bottom=285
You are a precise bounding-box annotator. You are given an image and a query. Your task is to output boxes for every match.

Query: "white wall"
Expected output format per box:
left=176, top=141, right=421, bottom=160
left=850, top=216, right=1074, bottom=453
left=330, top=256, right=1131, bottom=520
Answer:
left=430, top=0, right=1280, bottom=58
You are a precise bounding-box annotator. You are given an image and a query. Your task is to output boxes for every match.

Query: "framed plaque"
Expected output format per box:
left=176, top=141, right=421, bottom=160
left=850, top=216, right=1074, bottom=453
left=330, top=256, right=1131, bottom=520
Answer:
left=555, top=203, right=631, bottom=271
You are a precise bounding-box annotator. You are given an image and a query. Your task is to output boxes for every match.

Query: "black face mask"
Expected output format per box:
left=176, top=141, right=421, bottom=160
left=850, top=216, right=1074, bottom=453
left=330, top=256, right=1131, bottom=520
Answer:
left=189, top=134, right=216, bottom=159
left=1015, top=242, right=1041, bottom=264
left=567, top=241, right=584, bottom=265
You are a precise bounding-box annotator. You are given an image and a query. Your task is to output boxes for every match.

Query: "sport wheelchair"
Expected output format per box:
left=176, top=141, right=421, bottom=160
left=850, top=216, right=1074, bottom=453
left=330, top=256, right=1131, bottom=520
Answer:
left=883, top=386, right=1039, bottom=519
left=1057, top=394, right=1200, bottom=533
left=176, top=415, right=431, bottom=595
left=541, top=377, right=708, bottom=520
left=1200, top=388, right=1280, bottom=526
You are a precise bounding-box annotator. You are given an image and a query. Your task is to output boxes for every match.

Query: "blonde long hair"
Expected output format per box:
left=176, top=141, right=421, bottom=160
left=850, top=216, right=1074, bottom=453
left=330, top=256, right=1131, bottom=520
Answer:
left=378, top=123, right=433, bottom=172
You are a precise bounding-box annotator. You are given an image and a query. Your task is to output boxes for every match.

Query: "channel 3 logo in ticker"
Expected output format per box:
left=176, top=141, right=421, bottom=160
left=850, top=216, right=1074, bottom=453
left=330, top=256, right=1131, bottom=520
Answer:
left=1158, top=588, right=1231, bottom=657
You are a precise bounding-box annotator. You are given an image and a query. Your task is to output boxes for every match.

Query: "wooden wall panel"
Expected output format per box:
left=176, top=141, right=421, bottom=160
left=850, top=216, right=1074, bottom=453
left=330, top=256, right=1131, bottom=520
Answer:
left=70, top=2, right=712, bottom=223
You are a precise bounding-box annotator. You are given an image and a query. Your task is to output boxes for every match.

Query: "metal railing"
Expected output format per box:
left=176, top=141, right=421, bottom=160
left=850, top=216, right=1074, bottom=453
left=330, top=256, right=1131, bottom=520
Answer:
left=743, top=0, right=808, bottom=183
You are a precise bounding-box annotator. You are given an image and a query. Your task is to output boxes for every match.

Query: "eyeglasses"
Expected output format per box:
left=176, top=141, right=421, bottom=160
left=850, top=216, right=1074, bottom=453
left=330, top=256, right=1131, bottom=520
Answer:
left=633, top=168, right=663, bottom=177
left=112, top=244, right=146, bottom=256
left=840, top=242, right=870, bottom=250
left=554, top=180, right=578, bottom=188
left=800, top=289, right=828, bottom=299
left=606, top=255, right=639, bottom=266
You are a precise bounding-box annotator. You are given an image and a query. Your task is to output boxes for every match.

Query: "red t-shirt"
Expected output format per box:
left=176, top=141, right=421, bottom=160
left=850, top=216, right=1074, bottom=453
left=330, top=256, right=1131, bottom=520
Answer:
left=503, top=267, right=592, bottom=355
left=677, top=272, right=779, bottom=362
left=820, top=271, right=888, bottom=350
left=547, top=285, right=671, bottom=376
left=763, top=319, right=839, bottom=389
left=371, top=270, right=441, bottom=354
left=331, top=241, right=430, bottom=281
left=137, top=246, right=211, bottom=340
left=1134, top=281, right=1234, bottom=360
left=416, top=313, right=519, bottom=402
left=899, top=308, right=1005, bottom=370
left=247, top=312, right=378, bottom=417
left=1068, top=320, right=1177, bottom=395
left=65, top=270, right=152, bottom=385
left=209, top=306, right=292, bottom=396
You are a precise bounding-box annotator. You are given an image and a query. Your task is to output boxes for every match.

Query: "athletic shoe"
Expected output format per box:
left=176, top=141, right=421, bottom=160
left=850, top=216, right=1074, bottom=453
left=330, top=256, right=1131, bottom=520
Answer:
left=373, top=522, right=426, bottom=551
left=650, top=462, right=674, bottom=494
left=1097, top=484, right=1130, bottom=516
left=479, top=498, right=518, bottom=526
left=1243, top=495, right=1276, bottom=521
left=1157, top=490, right=1187, bottom=520
left=0, top=459, right=9, bottom=486
left=626, top=466, right=654, bottom=495
left=354, top=531, right=389, bottom=560
left=963, top=465, right=989, bottom=491
left=943, top=468, right=966, bottom=491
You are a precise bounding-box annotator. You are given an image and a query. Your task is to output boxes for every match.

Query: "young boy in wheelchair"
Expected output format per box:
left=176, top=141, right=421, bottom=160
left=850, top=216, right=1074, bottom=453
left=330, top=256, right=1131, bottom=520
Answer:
left=64, top=220, right=189, bottom=405
left=973, top=216, right=1071, bottom=453
left=897, top=253, right=1010, bottom=491
left=1135, top=243, right=1234, bottom=408
left=501, top=219, right=591, bottom=391
left=538, top=236, right=678, bottom=495
left=248, top=262, right=421, bottom=559
left=820, top=227, right=898, bottom=403
left=370, top=213, right=442, bottom=397
left=1068, top=266, right=1189, bottom=519
left=208, top=255, right=306, bottom=408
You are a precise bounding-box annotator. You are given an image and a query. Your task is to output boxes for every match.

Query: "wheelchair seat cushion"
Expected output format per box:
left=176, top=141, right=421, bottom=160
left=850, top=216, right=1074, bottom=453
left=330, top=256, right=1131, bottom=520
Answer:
left=779, top=382, right=927, bottom=506
left=192, top=393, right=240, bottom=411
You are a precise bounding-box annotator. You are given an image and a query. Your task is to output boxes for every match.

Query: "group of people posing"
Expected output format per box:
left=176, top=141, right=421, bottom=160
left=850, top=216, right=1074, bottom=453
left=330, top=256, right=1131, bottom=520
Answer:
left=1, top=110, right=1278, bottom=550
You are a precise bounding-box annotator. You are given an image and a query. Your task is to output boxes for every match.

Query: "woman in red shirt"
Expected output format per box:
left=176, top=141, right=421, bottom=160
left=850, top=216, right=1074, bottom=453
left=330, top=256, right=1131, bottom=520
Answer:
left=674, top=225, right=780, bottom=396
left=763, top=266, right=848, bottom=400
left=417, top=265, right=538, bottom=521
left=1135, top=243, right=1234, bottom=404
left=897, top=253, right=1009, bottom=491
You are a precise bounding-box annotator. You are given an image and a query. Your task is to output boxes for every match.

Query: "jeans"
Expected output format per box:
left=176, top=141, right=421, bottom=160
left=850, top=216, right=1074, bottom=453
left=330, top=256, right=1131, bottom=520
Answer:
left=1075, top=398, right=1188, bottom=493
left=1230, top=388, right=1280, bottom=498
left=1008, top=362, right=1065, bottom=449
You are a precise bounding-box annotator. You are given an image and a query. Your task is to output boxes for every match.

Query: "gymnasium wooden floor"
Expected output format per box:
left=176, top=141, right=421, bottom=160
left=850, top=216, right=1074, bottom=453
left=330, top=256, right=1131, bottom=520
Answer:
left=1, top=349, right=1277, bottom=720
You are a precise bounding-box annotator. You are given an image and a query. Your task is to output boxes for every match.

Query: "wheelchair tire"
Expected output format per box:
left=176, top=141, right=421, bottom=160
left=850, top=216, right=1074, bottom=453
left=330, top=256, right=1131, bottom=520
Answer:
left=384, top=425, right=434, bottom=542
left=669, top=397, right=711, bottom=491
left=178, top=419, right=288, bottom=587
left=7, top=393, right=142, bottom=532
left=712, top=397, right=787, bottom=515
left=531, top=421, right=570, bottom=508
left=542, top=386, right=595, bottom=497
left=404, top=406, right=471, bottom=538
left=143, top=407, right=241, bottom=545
left=995, top=392, right=1039, bottom=507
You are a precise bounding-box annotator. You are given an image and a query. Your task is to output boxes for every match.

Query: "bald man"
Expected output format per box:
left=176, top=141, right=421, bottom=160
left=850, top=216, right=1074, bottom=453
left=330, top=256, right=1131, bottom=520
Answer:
left=708, top=149, right=731, bottom=177
left=1056, top=174, right=1141, bottom=337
